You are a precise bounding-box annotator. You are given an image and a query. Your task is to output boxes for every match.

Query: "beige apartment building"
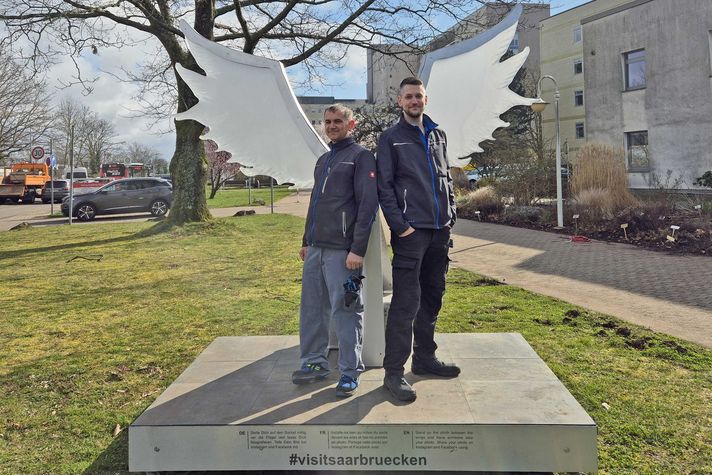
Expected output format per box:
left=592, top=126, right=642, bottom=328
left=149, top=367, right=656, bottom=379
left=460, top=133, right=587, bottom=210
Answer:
left=539, top=0, right=630, bottom=164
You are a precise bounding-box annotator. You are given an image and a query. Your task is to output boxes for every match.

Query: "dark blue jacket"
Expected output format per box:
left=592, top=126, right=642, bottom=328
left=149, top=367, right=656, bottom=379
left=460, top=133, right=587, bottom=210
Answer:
left=302, top=137, right=378, bottom=257
left=376, top=114, right=456, bottom=235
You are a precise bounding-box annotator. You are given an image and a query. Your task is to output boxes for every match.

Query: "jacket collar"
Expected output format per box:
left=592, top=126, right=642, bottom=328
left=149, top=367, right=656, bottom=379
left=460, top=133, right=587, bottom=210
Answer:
left=397, top=113, right=439, bottom=135
left=329, top=136, right=355, bottom=151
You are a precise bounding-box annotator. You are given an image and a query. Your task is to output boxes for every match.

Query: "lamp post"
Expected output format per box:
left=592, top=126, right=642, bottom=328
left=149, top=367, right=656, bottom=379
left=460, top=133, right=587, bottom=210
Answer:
left=531, top=75, right=563, bottom=228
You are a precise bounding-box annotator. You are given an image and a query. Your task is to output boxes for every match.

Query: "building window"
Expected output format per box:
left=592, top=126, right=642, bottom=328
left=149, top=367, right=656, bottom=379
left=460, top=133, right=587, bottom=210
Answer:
left=624, top=49, right=646, bottom=90
left=626, top=131, right=649, bottom=171
left=508, top=32, right=520, bottom=54
left=574, top=90, right=584, bottom=107
left=575, top=122, right=585, bottom=139
left=574, top=58, right=583, bottom=75
left=573, top=26, right=582, bottom=43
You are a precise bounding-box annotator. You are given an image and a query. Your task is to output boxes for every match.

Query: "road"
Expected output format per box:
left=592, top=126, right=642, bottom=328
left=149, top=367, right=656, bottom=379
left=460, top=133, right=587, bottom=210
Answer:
left=0, top=201, right=58, bottom=231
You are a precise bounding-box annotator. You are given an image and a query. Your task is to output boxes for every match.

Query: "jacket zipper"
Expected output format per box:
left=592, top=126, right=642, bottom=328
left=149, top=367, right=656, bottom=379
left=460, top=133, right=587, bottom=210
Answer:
left=419, top=130, right=441, bottom=228
left=307, top=151, right=335, bottom=244
left=321, top=167, right=331, bottom=193
left=403, top=188, right=408, bottom=214
left=342, top=211, right=346, bottom=237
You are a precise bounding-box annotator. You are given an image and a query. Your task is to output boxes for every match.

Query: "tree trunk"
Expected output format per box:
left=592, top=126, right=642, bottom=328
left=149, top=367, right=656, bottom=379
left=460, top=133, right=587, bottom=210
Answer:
left=209, top=182, right=218, bottom=199
left=168, top=118, right=211, bottom=224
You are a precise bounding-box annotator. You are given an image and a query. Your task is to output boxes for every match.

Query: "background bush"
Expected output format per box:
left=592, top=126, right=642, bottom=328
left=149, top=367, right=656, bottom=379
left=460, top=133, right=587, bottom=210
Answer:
left=570, top=144, right=638, bottom=220
left=456, top=186, right=503, bottom=219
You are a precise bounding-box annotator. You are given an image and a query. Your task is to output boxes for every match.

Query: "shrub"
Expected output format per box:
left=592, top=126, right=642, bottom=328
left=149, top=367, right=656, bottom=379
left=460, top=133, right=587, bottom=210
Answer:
left=571, top=143, right=638, bottom=212
left=456, top=186, right=503, bottom=219
left=450, top=167, right=469, bottom=194
left=495, top=155, right=557, bottom=206
left=505, top=205, right=543, bottom=223
left=694, top=171, right=712, bottom=188
left=572, top=188, right=615, bottom=219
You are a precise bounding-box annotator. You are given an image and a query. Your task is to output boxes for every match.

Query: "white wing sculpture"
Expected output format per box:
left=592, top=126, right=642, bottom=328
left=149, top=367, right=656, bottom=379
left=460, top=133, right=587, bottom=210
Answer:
left=174, top=20, right=328, bottom=188
left=174, top=6, right=532, bottom=179
left=419, top=4, right=536, bottom=166
left=172, top=8, right=532, bottom=367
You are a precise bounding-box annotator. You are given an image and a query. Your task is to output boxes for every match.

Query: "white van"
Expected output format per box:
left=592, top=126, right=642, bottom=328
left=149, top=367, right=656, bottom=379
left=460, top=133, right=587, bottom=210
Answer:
left=65, top=167, right=88, bottom=180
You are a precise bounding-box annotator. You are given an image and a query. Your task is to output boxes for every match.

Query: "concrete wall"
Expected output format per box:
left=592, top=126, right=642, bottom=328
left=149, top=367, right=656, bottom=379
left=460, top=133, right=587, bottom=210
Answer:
left=366, top=46, right=420, bottom=105
left=583, top=0, right=712, bottom=189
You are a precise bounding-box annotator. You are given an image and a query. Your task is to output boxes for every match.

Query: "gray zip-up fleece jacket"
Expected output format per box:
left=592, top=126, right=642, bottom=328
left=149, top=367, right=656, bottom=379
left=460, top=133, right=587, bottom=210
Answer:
left=302, top=137, right=378, bottom=257
left=376, top=114, right=456, bottom=236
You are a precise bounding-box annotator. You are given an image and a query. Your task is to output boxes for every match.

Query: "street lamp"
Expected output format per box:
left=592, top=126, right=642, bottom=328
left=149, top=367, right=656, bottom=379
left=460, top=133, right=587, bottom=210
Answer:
left=531, top=75, right=563, bottom=228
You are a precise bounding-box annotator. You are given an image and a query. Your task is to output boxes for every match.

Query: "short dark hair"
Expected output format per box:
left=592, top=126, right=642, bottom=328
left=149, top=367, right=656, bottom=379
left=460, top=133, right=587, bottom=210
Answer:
left=324, top=103, right=354, bottom=121
left=399, top=77, right=423, bottom=89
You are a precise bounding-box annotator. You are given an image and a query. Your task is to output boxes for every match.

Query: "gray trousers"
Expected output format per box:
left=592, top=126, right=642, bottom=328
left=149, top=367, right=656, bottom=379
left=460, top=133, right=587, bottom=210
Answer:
left=299, top=246, right=364, bottom=379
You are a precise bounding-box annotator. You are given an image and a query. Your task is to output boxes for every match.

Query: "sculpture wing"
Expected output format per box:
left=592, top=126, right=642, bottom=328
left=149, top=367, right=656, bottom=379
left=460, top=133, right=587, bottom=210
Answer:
left=174, top=20, right=328, bottom=187
left=419, top=5, right=535, bottom=166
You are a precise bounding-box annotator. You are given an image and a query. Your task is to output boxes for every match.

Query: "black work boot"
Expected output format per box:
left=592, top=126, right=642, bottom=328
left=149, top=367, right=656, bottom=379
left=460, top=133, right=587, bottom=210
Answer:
left=411, top=355, right=461, bottom=377
left=383, top=373, right=417, bottom=402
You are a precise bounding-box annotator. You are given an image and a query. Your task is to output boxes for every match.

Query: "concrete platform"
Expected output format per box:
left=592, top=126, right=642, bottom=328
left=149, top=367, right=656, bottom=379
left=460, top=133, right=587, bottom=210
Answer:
left=129, top=333, right=597, bottom=472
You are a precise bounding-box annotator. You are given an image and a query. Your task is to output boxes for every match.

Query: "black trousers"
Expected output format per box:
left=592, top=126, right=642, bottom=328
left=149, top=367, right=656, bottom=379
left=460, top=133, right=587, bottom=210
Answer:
left=383, top=227, right=451, bottom=376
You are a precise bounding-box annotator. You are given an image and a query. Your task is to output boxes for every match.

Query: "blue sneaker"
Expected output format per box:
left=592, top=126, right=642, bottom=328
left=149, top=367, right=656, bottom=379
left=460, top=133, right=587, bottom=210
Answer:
left=292, top=363, right=330, bottom=384
left=335, top=374, right=358, bottom=398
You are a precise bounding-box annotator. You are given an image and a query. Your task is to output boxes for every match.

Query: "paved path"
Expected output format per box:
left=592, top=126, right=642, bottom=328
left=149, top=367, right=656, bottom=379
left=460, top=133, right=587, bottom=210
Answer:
left=449, top=219, right=711, bottom=348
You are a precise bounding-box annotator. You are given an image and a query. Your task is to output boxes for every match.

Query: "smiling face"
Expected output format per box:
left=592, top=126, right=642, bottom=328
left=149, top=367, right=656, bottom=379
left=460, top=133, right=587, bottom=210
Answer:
left=397, top=84, right=428, bottom=120
left=323, top=109, right=355, bottom=143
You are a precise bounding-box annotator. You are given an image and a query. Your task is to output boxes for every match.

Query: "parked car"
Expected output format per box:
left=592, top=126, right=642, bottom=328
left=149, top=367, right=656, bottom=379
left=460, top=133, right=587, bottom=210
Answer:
left=61, top=177, right=172, bottom=221
left=41, top=180, right=71, bottom=203
left=466, top=169, right=483, bottom=188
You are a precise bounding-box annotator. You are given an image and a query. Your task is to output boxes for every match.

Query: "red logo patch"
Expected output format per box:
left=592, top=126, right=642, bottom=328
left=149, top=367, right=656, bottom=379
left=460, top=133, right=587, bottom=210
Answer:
left=369, top=170, right=376, bottom=179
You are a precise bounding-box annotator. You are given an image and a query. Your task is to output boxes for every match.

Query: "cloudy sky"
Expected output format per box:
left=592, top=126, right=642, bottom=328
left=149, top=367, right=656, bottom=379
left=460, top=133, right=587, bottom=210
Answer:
left=45, top=0, right=590, bottom=162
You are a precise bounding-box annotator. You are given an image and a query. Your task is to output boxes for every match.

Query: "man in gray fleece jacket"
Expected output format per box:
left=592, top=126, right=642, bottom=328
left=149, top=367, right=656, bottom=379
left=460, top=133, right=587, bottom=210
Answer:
left=293, top=104, right=378, bottom=398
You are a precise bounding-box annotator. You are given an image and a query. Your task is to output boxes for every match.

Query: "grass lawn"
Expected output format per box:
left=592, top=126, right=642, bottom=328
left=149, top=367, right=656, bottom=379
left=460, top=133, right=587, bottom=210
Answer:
left=0, top=215, right=710, bottom=474
left=206, top=186, right=294, bottom=208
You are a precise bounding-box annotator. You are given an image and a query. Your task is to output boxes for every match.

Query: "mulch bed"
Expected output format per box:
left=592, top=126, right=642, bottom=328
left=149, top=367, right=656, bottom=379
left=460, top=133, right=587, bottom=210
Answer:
left=485, top=211, right=712, bottom=256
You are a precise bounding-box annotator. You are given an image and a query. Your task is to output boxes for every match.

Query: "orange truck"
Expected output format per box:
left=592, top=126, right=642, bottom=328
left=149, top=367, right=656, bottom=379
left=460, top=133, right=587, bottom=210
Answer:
left=0, top=163, right=51, bottom=203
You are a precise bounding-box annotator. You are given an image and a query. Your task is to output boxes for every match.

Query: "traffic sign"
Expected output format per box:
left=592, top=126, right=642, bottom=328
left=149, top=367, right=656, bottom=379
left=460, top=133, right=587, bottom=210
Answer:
left=31, top=146, right=45, bottom=161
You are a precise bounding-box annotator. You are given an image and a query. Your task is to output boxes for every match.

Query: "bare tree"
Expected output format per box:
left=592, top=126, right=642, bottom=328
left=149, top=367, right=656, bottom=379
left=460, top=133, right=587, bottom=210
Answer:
left=0, top=44, right=53, bottom=161
left=52, top=99, right=92, bottom=169
left=352, top=102, right=401, bottom=153
left=85, top=116, right=120, bottom=175
left=118, top=142, right=163, bottom=166
left=0, top=0, right=516, bottom=223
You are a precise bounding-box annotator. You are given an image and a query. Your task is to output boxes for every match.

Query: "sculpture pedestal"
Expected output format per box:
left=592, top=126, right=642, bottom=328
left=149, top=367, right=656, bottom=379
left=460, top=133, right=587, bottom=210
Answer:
left=129, top=333, right=597, bottom=472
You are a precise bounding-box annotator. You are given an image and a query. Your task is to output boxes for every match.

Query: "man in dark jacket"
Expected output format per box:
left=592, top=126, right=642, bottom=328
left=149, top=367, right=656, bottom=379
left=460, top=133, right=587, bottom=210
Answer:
left=293, top=104, right=378, bottom=398
left=377, top=77, right=460, bottom=402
